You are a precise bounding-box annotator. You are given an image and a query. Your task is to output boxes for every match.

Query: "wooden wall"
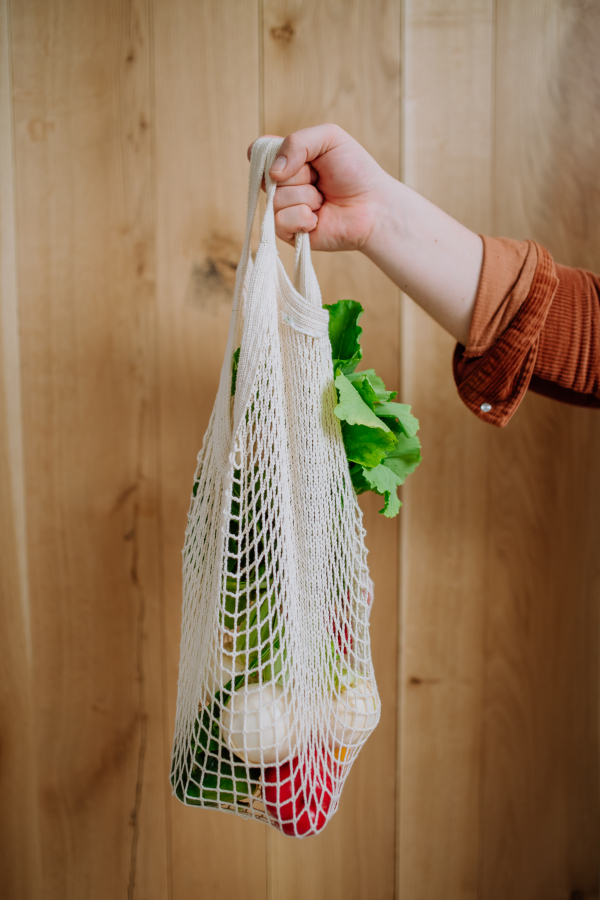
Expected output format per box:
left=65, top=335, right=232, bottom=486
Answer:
left=1, top=1, right=598, bottom=898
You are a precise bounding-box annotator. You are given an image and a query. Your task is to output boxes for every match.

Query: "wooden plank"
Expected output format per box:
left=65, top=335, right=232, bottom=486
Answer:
left=0, top=1, right=40, bottom=895
left=9, top=1, right=169, bottom=896
left=262, top=2, right=401, bottom=898
left=151, top=2, right=268, bottom=898
left=482, top=2, right=600, bottom=895
left=398, top=2, right=493, bottom=898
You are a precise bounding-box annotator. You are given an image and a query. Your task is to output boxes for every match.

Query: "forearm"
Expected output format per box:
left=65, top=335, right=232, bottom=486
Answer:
left=361, top=175, right=483, bottom=345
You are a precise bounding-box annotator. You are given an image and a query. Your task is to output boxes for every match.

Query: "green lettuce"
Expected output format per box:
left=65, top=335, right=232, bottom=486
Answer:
left=327, top=299, right=364, bottom=374
left=325, top=299, right=422, bottom=517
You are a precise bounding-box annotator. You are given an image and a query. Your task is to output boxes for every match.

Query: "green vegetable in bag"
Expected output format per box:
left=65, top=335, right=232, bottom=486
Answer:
left=325, top=299, right=421, bottom=516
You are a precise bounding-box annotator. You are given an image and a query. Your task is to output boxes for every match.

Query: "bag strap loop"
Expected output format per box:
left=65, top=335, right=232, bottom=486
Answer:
left=214, top=138, right=328, bottom=472
left=240, top=138, right=321, bottom=308
left=236, top=137, right=281, bottom=289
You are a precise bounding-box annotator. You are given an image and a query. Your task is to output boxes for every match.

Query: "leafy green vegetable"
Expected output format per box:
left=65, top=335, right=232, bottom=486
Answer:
left=374, top=402, right=419, bottom=438
left=172, top=701, right=261, bottom=807
left=342, top=423, right=397, bottom=467
left=346, top=434, right=422, bottom=517
left=226, top=300, right=422, bottom=521
left=351, top=369, right=397, bottom=403
left=326, top=299, right=422, bottom=516
left=346, top=372, right=381, bottom=410
left=348, top=462, right=371, bottom=495
left=383, top=433, right=422, bottom=482
left=334, top=372, right=392, bottom=431
left=362, top=464, right=403, bottom=517
left=178, top=462, right=285, bottom=808
left=325, top=299, right=364, bottom=374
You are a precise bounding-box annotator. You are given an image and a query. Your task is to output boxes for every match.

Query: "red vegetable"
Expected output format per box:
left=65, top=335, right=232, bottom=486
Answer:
left=333, top=582, right=374, bottom=656
left=264, top=755, right=333, bottom=837
left=332, top=591, right=354, bottom=656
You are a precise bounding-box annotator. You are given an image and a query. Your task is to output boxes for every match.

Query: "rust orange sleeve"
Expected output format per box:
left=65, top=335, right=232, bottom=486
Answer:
left=453, top=236, right=600, bottom=426
left=530, top=264, right=600, bottom=407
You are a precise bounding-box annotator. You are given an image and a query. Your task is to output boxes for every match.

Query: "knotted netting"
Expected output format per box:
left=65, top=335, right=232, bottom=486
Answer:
left=170, top=137, right=380, bottom=837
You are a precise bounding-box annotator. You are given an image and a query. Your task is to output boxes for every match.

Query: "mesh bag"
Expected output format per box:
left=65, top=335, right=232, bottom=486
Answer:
left=170, top=137, right=380, bottom=837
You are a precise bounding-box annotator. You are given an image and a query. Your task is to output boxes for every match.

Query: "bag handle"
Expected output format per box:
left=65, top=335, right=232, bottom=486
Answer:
left=214, top=138, right=326, bottom=472
left=233, top=137, right=281, bottom=299
left=237, top=137, right=322, bottom=309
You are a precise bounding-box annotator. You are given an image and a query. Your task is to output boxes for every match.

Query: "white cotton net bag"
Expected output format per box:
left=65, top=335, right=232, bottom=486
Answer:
left=170, top=137, right=380, bottom=837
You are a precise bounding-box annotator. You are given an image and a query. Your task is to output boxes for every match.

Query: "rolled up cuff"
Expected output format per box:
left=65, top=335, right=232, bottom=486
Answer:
left=453, top=243, right=559, bottom=427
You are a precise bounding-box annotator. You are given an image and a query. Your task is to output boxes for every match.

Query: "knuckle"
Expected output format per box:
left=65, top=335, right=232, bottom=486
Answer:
left=300, top=163, right=314, bottom=183
left=274, top=208, right=293, bottom=232
left=274, top=186, right=294, bottom=211
left=326, top=122, right=344, bottom=138
left=285, top=131, right=300, bottom=150
left=300, top=204, right=316, bottom=229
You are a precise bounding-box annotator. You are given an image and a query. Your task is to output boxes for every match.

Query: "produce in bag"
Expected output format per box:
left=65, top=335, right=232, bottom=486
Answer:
left=170, top=138, right=421, bottom=836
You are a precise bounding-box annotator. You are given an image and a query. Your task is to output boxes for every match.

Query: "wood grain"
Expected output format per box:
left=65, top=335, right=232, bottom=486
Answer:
left=481, top=2, right=600, bottom=895
left=0, top=2, right=40, bottom=895
left=152, top=1, right=268, bottom=898
left=398, top=2, right=493, bottom=898
left=263, top=2, right=401, bottom=898
left=9, top=0, right=169, bottom=896
left=2, top=2, right=600, bottom=896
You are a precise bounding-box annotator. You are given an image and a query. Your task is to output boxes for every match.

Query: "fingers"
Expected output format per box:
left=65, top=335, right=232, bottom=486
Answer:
left=274, top=205, right=318, bottom=243
left=259, top=163, right=316, bottom=194
left=267, top=123, right=349, bottom=182
left=275, top=163, right=318, bottom=186
left=246, top=125, right=346, bottom=242
left=246, top=137, right=319, bottom=186
left=247, top=134, right=315, bottom=184
left=273, top=184, right=323, bottom=214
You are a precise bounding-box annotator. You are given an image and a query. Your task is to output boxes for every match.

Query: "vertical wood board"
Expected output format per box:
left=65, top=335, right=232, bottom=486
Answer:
left=152, top=1, right=267, bottom=897
left=9, top=0, right=169, bottom=896
left=481, top=2, right=600, bottom=895
left=0, top=1, right=40, bottom=895
left=263, top=2, right=401, bottom=898
left=399, top=2, right=493, bottom=898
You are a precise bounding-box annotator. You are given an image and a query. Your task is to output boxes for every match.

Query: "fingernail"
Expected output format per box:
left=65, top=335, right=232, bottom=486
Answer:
left=270, top=155, right=287, bottom=174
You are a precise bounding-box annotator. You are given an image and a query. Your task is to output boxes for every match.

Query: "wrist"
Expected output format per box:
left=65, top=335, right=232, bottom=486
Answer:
left=356, top=174, right=482, bottom=345
left=360, top=174, right=411, bottom=260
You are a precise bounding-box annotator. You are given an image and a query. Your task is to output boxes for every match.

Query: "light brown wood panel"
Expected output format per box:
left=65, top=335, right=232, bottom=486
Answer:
left=481, top=2, right=600, bottom=895
left=9, top=0, right=169, bottom=896
left=0, top=314, right=38, bottom=900
left=3, top=3, right=600, bottom=897
left=0, top=3, right=40, bottom=895
left=398, top=2, right=493, bottom=898
left=152, top=1, right=267, bottom=898
left=262, top=2, right=401, bottom=898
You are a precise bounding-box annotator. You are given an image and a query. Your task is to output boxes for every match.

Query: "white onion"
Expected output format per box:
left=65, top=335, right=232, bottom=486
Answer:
left=330, top=678, right=379, bottom=749
left=203, top=650, right=245, bottom=702
left=220, top=682, right=297, bottom=765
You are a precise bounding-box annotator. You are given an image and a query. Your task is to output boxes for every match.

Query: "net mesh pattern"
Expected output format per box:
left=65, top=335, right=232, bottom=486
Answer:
left=170, top=138, right=380, bottom=837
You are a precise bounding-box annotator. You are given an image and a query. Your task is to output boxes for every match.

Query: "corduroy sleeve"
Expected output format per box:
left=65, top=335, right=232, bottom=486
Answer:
left=454, top=237, right=600, bottom=425
left=453, top=239, right=559, bottom=426
left=529, top=264, right=600, bottom=408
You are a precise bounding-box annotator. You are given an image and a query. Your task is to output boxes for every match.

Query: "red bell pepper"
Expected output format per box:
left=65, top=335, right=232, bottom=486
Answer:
left=264, top=754, right=333, bottom=837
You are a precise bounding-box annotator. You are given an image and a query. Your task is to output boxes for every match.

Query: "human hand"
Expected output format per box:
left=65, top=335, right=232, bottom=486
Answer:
left=248, top=122, right=482, bottom=344
left=247, top=124, right=391, bottom=252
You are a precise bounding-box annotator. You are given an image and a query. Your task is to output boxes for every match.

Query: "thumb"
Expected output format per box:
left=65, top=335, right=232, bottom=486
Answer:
left=266, top=123, right=349, bottom=182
